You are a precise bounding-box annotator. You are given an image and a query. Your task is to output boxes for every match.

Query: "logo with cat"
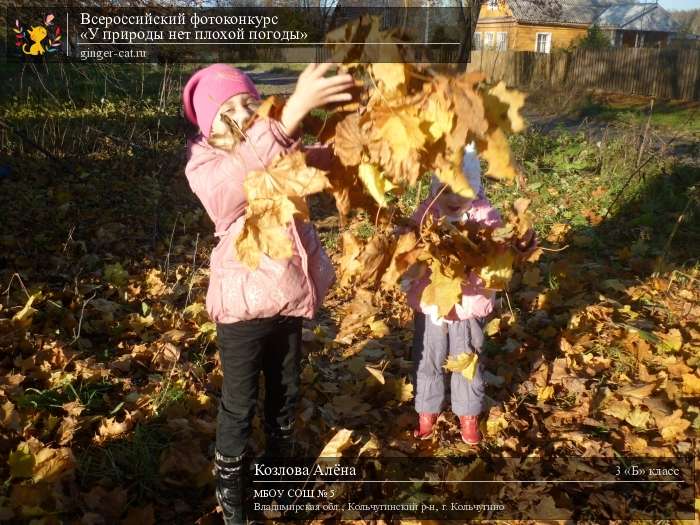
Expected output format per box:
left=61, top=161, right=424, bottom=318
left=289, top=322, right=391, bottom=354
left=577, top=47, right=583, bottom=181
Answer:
left=14, top=14, right=62, bottom=57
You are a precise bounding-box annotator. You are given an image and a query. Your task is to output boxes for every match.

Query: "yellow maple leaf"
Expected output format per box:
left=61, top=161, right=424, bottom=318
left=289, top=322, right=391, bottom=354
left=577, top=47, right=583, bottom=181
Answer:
left=537, top=385, right=555, bottom=402
left=392, top=376, right=414, bottom=403
left=11, top=292, right=42, bottom=326
left=378, top=112, right=425, bottom=164
left=444, top=352, right=479, bottom=380
left=371, top=63, right=406, bottom=93
left=681, top=373, right=700, bottom=395
left=422, top=258, right=467, bottom=319
left=423, top=95, right=454, bottom=141
left=657, top=328, right=683, bottom=352
left=654, top=409, right=691, bottom=442
left=484, top=317, right=501, bottom=336
left=32, top=447, right=75, bottom=483
left=318, top=428, right=354, bottom=458
left=237, top=152, right=330, bottom=270
left=235, top=205, right=295, bottom=270
left=444, top=72, right=489, bottom=150
left=367, top=318, right=390, bottom=338
left=478, top=127, right=518, bottom=180
left=357, top=163, right=396, bottom=207
left=625, top=405, right=650, bottom=429
left=8, top=443, right=34, bottom=479
left=243, top=151, right=329, bottom=201
left=484, top=81, right=526, bottom=133
left=434, top=149, right=476, bottom=200
left=479, top=250, right=514, bottom=290
left=486, top=411, right=508, bottom=436
left=334, top=113, right=365, bottom=167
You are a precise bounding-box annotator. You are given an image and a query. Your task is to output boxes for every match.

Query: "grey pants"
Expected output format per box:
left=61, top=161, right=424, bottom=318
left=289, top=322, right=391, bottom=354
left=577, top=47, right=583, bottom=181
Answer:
left=412, top=313, right=486, bottom=417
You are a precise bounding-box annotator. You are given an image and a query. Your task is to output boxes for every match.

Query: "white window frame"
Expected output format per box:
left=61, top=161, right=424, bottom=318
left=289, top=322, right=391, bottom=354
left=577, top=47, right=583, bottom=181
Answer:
left=497, top=31, right=508, bottom=50
left=535, top=32, right=552, bottom=53
left=484, top=31, right=495, bottom=48
left=473, top=32, right=482, bottom=50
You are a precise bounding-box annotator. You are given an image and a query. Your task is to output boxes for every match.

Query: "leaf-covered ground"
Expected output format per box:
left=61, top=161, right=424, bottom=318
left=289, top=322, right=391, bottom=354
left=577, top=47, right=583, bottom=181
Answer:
left=0, top=64, right=698, bottom=523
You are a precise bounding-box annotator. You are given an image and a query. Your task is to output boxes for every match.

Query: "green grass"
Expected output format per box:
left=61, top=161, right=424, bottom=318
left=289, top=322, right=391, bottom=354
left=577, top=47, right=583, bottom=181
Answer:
left=17, top=380, right=116, bottom=415
left=150, top=378, right=188, bottom=417
left=78, top=422, right=172, bottom=498
left=320, top=228, right=340, bottom=251
left=579, top=94, right=700, bottom=133
left=476, top=126, right=700, bottom=268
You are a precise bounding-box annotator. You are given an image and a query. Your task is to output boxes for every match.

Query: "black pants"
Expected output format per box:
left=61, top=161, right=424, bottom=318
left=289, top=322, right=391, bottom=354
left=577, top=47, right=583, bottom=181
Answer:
left=216, top=315, right=302, bottom=457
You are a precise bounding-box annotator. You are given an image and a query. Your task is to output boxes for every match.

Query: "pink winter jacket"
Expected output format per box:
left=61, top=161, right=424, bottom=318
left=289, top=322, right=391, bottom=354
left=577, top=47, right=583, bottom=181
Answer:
left=405, top=193, right=503, bottom=322
left=185, top=118, right=336, bottom=324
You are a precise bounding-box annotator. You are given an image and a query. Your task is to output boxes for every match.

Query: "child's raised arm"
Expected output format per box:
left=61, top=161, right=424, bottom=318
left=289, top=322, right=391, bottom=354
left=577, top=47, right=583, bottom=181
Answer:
left=280, top=63, right=355, bottom=137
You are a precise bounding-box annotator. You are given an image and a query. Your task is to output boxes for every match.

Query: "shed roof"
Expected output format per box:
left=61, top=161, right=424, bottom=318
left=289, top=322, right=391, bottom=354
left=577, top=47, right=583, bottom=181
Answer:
left=502, top=1, right=680, bottom=32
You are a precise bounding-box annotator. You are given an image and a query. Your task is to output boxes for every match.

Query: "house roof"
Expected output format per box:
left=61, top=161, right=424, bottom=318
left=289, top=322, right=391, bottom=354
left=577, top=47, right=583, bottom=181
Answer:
left=502, top=1, right=680, bottom=32
left=596, top=3, right=680, bottom=31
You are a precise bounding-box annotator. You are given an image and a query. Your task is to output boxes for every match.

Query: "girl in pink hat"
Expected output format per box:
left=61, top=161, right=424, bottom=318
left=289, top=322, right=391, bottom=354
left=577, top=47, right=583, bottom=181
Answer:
left=183, top=63, right=353, bottom=524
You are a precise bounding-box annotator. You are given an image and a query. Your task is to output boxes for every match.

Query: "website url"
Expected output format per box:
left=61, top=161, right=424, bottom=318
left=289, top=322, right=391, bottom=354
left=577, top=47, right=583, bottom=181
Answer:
left=78, top=49, right=147, bottom=61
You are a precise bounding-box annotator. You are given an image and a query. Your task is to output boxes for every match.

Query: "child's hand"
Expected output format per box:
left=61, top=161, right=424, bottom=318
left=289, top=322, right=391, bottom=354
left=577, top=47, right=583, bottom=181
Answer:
left=281, top=63, right=354, bottom=137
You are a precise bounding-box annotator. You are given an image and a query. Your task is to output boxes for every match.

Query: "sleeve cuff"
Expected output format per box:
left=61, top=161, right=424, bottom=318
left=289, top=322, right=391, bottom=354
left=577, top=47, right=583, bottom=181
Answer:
left=270, top=118, right=302, bottom=148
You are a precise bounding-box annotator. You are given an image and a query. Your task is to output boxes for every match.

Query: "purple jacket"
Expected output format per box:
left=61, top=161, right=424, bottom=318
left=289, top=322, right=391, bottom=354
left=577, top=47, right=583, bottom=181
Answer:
left=185, top=118, right=335, bottom=324
left=405, top=195, right=503, bottom=323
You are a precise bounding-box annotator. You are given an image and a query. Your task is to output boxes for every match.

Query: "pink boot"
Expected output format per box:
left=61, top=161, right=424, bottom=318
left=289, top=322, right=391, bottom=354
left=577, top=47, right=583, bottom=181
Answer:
left=459, top=415, right=481, bottom=445
left=414, top=413, right=438, bottom=440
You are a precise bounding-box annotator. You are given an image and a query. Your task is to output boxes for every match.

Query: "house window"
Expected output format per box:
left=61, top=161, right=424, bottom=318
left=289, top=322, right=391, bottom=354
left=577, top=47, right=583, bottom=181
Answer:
left=497, top=31, right=508, bottom=50
left=535, top=32, right=552, bottom=53
left=473, top=32, right=482, bottom=50
left=487, top=0, right=499, bottom=11
left=484, top=31, right=495, bottom=48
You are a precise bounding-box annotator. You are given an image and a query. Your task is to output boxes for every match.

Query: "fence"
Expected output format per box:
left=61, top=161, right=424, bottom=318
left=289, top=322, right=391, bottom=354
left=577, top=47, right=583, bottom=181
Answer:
left=466, top=47, right=700, bottom=101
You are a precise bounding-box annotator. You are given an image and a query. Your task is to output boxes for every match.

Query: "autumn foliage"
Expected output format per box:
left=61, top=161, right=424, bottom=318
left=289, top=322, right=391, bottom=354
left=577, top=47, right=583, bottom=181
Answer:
left=236, top=17, right=539, bottom=329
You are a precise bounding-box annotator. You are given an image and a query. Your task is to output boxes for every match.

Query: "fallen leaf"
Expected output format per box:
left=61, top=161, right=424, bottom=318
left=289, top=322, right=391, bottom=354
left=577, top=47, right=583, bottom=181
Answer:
left=654, top=409, right=691, bottom=442
left=537, top=385, right=555, bottom=402
left=1, top=400, right=20, bottom=431
left=8, top=444, right=34, bottom=479
left=365, top=365, right=385, bottom=385
left=681, top=373, right=700, bottom=396
left=391, top=377, right=414, bottom=403
left=12, top=292, right=42, bottom=324
left=657, top=328, right=683, bottom=352
left=32, top=446, right=75, bottom=483
left=318, top=429, right=354, bottom=458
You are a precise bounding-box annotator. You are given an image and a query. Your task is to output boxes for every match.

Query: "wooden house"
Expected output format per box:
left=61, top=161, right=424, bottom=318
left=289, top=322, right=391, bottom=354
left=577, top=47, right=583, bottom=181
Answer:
left=473, top=0, right=680, bottom=53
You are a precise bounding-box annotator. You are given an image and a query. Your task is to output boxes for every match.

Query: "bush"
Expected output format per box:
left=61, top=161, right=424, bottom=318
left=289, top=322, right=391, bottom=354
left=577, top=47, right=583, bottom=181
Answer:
left=573, top=25, right=611, bottom=49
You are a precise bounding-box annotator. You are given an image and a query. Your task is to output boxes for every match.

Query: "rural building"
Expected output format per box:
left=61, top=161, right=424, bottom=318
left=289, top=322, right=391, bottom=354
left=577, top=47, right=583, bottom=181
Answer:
left=474, top=0, right=680, bottom=53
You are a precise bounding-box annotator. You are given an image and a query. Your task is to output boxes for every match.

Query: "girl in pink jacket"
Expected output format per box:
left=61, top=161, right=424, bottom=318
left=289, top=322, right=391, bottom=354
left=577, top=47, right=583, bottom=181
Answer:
left=183, top=63, right=353, bottom=525
left=405, top=144, right=522, bottom=446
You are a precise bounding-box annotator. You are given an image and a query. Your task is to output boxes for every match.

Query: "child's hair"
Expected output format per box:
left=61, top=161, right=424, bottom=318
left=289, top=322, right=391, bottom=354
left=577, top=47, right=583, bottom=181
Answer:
left=207, top=111, right=245, bottom=152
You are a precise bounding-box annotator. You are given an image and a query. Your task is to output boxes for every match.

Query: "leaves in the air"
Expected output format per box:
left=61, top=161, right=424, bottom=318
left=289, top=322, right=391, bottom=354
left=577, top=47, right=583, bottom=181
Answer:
left=357, top=163, right=396, bottom=207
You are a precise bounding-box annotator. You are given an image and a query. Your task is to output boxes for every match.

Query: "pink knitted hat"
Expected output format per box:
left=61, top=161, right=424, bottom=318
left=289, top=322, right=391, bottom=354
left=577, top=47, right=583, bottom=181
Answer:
left=182, top=64, right=260, bottom=138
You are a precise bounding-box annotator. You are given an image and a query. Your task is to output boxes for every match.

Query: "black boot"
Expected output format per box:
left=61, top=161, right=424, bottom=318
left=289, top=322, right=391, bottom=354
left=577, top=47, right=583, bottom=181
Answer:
left=264, top=420, right=296, bottom=459
left=214, top=449, right=247, bottom=525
